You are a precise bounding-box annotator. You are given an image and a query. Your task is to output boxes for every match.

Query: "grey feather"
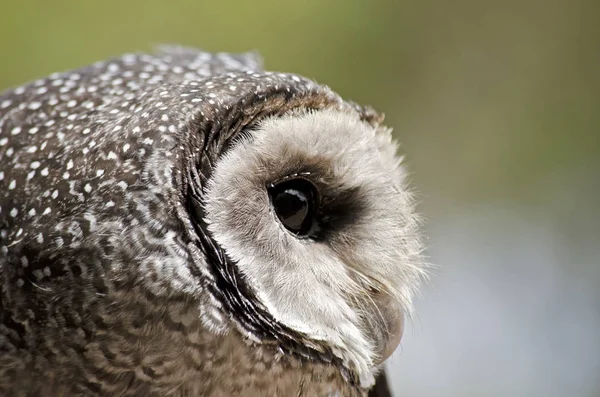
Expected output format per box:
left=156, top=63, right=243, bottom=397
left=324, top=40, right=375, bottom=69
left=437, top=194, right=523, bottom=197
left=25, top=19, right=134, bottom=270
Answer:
left=0, top=47, right=424, bottom=396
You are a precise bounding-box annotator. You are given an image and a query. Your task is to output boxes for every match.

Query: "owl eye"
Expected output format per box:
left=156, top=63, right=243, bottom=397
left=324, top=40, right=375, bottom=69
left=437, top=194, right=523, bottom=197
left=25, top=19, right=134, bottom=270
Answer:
left=268, top=178, right=319, bottom=237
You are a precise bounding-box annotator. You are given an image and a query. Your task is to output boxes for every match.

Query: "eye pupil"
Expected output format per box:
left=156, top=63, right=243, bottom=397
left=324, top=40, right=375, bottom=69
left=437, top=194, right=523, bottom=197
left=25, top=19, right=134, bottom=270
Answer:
left=269, top=179, right=318, bottom=236
left=273, top=189, right=309, bottom=230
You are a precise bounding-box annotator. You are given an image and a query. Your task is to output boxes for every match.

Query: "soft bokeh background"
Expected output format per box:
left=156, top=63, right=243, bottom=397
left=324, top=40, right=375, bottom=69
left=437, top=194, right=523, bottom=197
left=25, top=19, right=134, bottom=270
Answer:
left=2, top=1, right=598, bottom=395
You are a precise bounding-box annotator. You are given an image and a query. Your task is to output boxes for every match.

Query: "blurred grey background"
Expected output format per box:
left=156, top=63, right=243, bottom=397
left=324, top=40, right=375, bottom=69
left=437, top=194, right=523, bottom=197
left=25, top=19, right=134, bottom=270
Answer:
left=1, top=1, right=598, bottom=395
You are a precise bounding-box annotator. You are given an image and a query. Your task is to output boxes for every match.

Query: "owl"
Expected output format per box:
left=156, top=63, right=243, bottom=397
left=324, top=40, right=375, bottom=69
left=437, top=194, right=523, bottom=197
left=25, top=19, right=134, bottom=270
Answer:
left=0, top=47, right=424, bottom=396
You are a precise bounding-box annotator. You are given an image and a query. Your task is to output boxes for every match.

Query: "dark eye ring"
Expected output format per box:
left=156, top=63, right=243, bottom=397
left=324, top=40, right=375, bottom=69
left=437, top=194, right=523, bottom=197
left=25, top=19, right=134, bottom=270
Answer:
left=268, top=178, right=319, bottom=237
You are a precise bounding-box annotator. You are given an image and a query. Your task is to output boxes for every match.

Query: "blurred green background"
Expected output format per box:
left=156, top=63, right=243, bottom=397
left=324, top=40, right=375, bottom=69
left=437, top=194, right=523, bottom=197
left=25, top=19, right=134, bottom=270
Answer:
left=1, top=1, right=598, bottom=396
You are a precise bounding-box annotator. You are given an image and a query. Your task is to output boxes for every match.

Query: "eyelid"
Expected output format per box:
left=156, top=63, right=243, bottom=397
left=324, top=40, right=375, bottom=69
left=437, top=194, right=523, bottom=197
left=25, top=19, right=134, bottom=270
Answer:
left=268, top=171, right=316, bottom=186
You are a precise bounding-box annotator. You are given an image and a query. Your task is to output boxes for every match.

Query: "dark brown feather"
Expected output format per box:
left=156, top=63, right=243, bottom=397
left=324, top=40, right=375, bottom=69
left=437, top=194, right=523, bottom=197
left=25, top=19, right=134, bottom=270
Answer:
left=368, top=371, right=393, bottom=397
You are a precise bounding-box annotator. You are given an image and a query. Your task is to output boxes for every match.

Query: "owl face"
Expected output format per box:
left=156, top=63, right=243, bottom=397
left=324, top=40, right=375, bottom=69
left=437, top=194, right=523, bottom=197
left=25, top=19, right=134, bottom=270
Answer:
left=204, top=108, right=422, bottom=383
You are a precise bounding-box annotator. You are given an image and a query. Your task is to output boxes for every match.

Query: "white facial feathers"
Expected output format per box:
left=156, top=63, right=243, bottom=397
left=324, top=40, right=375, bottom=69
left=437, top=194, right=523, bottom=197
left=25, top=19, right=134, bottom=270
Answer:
left=203, top=108, right=423, bottom=383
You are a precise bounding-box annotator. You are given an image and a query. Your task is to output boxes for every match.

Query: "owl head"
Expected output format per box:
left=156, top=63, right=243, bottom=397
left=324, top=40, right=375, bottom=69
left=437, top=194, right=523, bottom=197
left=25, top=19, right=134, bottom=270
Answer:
left=0, top=49, right=423, bottom=395
left=193, top=96, right=424, bottom=385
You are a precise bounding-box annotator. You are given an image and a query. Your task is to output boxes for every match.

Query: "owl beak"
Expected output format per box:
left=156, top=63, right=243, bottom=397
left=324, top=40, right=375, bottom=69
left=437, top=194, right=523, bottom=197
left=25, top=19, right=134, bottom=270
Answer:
left=378, top=309, right=404, bottom=364
left=373, top=297, right=404, bottom=365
